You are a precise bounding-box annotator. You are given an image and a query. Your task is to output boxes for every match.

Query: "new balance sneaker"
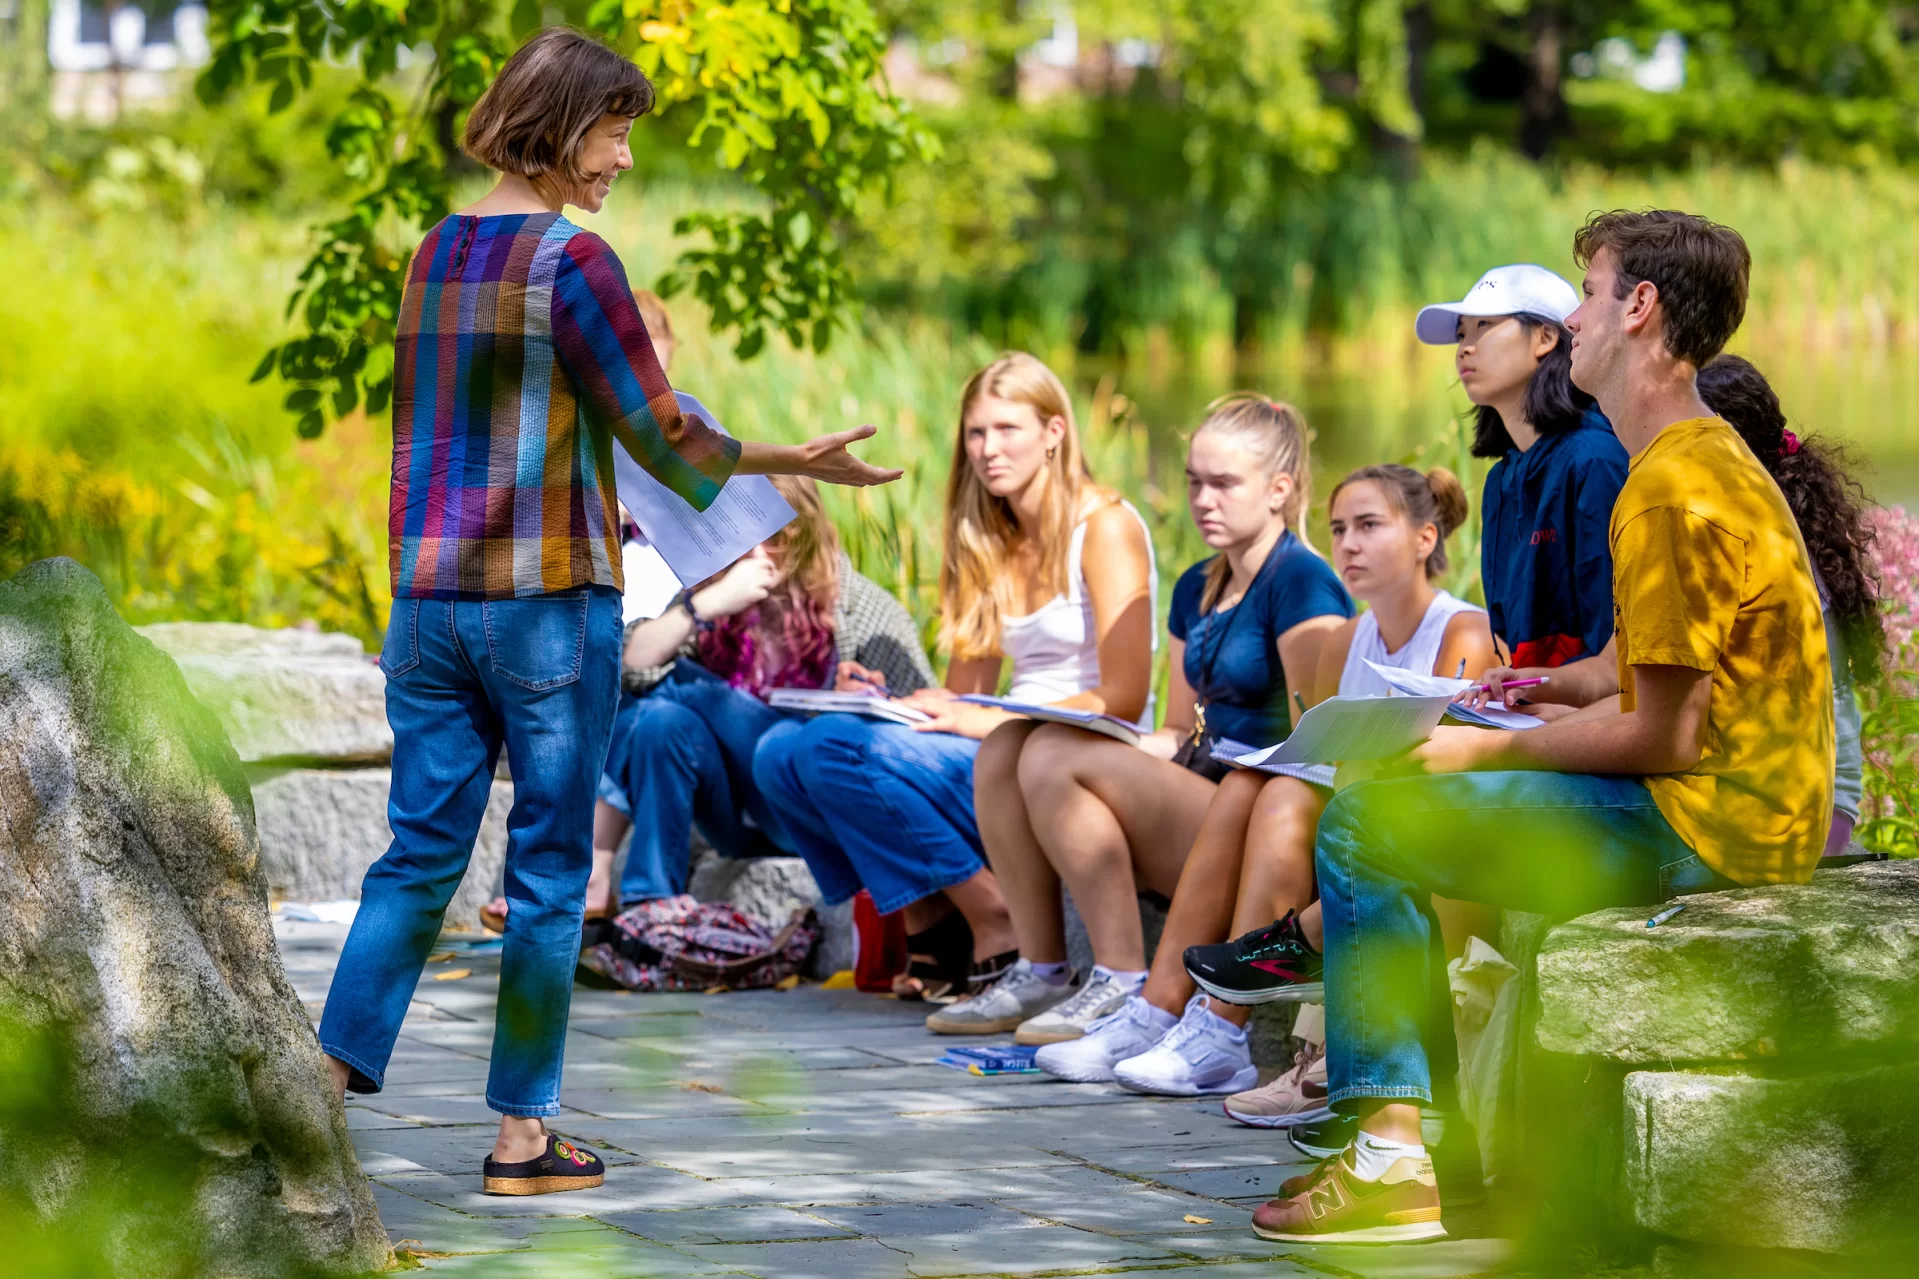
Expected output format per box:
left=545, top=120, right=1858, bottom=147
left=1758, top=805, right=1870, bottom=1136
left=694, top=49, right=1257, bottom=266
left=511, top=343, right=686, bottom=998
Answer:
left=1183, top=911, right=1323, bottom=1005
left=1251, top=1145, right=1445, bottom=1244
left=1289, top=1111, right=1359, bottom=1160
left=924, top=959, right=1075, bottom=1036
left=1015, top=968, right=1137, bottom=1045
left=1222, top=1040, right=1332, bottom=1128
left=1111, top=995, right=1258, bottom=1096
left=1034, top=995, right=1176, bottom=1082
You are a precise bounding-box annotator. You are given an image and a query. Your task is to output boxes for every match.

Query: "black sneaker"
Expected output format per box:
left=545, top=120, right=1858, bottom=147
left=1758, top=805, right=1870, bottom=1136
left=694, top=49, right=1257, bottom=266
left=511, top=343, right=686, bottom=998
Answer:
left=482, top=1134, right=606, bottom=1196
left=1183, top=911, right=1324, bottom=1005
left=1288, top=1111, right=1358, bottom=1160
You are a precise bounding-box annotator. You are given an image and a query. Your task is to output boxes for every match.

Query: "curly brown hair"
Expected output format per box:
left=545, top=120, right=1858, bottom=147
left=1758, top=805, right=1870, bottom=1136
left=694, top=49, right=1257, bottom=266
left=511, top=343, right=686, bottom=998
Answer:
left=1696, top=354, right=1885, bottom=684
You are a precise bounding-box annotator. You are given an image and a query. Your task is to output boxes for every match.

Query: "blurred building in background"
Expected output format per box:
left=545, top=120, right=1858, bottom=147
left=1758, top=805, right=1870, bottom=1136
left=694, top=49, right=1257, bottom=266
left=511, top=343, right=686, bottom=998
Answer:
left=46, top=0, right=207, bottom=121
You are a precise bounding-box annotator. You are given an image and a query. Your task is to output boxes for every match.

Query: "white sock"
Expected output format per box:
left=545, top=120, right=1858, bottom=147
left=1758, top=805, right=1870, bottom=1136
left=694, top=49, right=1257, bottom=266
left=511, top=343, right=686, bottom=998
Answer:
left=1091, top=964, right=1148, bottom=991
left=1029, top=960, right=1071, bottom=985
left=1137, top=998, right=1179, bottom=1032
left=1349, top=1131, right=1428, bottom=1182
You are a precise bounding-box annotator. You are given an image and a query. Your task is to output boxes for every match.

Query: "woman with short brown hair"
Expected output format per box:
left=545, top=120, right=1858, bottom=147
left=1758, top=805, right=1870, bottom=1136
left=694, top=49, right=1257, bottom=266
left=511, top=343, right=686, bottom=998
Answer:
left=314, top=27, right=896, bottom=1196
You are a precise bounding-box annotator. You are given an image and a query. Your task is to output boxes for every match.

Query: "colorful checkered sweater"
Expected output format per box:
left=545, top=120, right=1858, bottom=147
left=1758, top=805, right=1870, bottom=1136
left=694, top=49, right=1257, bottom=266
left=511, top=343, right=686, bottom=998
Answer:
left=390, top=212, right=740, bottom=600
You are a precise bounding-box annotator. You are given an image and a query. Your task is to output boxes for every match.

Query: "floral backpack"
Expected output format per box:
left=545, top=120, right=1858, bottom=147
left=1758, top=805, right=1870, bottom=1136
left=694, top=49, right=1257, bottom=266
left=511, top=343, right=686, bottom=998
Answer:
left=577, top=894, right=818, bottom=992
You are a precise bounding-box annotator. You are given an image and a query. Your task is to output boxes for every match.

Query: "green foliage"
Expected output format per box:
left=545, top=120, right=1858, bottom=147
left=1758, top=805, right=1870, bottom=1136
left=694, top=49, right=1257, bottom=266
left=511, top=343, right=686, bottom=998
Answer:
left=191, top=0, right=933, bottom=433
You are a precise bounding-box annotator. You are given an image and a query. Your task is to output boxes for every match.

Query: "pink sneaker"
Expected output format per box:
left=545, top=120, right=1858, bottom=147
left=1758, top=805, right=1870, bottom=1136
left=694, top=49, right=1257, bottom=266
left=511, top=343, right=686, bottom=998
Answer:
left=1222, top=1040, right=1332, bottom=1128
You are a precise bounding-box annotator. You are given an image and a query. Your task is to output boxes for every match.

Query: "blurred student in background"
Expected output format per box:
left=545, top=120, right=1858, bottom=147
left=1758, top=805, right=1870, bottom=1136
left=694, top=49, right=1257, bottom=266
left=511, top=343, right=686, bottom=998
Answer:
left=970, top=395, right=1349, bottom=1051
left=754, top=353, right=1158, bottom=1013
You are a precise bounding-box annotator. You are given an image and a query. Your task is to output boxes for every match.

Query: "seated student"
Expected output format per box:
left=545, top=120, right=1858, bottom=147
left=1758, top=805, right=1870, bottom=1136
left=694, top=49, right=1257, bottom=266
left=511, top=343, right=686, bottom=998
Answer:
left=1417, top=263, right=1627, bottom=670
left=1695, top=355, right=1881, bottom=855
left=753, top=353, right=1157, bottom=1009
left=967, top=395, right=1351, bottom=1047
left=601, top=473, right=934, bottom=908
left=1033, top=464, right=1495, bottom=1091
left=1250, top=211, right=1832, bottom=1246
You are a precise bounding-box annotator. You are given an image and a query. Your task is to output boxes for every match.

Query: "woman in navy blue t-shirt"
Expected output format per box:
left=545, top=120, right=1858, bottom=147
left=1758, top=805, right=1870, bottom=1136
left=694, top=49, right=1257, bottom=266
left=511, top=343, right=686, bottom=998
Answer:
left=974, top=394, right=1351, bottom=1046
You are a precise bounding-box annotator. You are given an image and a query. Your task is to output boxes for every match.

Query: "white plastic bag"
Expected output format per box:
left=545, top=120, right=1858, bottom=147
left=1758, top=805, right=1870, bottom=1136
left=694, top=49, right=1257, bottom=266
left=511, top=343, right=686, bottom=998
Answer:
left=1449, top=935, right=1519, bottom=1177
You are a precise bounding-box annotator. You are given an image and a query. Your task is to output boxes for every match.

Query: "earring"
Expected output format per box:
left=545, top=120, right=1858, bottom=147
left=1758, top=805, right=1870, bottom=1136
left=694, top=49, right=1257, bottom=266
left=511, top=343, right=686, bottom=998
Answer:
left=1047, top=445, right=1057, bottom=460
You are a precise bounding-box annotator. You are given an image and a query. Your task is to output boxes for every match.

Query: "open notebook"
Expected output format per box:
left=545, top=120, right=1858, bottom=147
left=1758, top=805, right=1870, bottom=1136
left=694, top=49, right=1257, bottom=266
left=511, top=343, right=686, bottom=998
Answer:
left=766, top=688, right=932, bottom=726
left=957, top=696, right=1142, bottom=746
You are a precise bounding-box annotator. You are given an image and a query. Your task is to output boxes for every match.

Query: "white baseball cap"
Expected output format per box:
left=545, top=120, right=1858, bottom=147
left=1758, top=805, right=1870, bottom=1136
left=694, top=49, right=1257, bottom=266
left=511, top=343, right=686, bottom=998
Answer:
left=1414, top=264, right=1580, bottom=345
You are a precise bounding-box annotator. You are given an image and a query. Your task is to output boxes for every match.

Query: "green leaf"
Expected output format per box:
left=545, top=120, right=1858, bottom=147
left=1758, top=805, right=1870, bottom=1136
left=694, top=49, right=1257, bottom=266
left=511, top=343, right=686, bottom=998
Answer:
left=296, top=410, right=326, bottom=440
left=268, top=78, right=295, bottom=114
left=250, top=347, right=280, bottom=384
left=286, top=388, right=323, bottom=413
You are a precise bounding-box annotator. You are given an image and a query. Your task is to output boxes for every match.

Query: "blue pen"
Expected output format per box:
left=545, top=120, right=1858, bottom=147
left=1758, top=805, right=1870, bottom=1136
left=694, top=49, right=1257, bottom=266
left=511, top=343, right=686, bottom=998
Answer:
left=1646, top=902, right=1687, bottom=929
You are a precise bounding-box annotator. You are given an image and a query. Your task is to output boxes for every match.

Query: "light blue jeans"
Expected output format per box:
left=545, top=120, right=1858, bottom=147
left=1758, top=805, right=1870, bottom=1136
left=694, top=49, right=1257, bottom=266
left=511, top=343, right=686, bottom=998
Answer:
left=752, top=714, right=986, bottom=914
left=319, top=586, right=623, bottom=1118
left=1315, top=770, right=1730, bottom=1110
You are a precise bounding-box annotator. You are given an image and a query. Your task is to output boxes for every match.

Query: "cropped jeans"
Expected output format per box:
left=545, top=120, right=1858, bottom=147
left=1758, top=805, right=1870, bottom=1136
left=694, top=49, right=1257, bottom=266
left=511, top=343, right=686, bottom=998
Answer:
left=606, top=663, right=790, bottom=905
left=752, top=714, right=986, bottom=915
left=318, top=585, right=623, bottom=1119
left=1316, top=770, right=1732, bottom=1111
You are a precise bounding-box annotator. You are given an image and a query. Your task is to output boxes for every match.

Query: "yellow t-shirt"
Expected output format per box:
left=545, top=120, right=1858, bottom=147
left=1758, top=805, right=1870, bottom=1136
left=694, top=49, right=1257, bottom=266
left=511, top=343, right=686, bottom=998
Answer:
left=1611, top=417, right=1833, bottom=886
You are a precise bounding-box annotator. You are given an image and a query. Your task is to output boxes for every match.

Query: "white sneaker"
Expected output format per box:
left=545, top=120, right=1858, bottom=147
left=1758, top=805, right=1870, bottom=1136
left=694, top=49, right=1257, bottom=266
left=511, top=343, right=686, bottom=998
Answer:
left=1112, top=995, right=1258, bottom=1096
left=1033, top=996, right=1177, bottom=1082
left=1014, top=968, right=1137, bottom=1046
left=924, top=959, right=1075, bottom=1035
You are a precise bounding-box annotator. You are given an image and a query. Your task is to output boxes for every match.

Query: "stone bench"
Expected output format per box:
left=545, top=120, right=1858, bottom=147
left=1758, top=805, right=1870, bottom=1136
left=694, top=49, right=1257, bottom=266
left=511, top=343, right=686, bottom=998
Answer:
left=1525, top=859, right=1919, bottom=1259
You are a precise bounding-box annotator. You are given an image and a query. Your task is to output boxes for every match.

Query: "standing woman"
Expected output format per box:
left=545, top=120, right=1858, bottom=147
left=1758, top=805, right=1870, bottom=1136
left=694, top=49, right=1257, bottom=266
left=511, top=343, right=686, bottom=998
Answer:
left=968, top=395, right=1349, bottom=1048
left=1416, top=265, right=1627, bottom=669
left=754, top=352, right=1157, bottom=1015
left=316, top=28, right=897, bottom=1195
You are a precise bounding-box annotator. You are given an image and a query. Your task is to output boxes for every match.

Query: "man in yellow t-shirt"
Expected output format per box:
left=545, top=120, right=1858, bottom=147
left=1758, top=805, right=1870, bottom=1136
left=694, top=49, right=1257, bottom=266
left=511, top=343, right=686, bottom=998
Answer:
left=1252, top=210, right=1834, bottom=1247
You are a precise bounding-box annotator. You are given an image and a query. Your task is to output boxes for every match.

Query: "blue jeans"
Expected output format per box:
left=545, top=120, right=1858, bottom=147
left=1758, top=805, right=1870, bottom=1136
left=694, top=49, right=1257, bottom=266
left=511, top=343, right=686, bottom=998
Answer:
left=608, top=663, right=790, bottom=905
left=1316, top=770, right=1730, bottom=1110
left=318, top=586, right=623, bottom=1118
left=752, top=715, right=986, bottom=915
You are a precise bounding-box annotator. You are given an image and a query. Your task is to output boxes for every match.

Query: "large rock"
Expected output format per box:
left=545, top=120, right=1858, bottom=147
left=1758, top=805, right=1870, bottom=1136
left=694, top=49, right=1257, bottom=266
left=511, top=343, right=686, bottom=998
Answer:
left=1536, top=861, right=1919, bottom=1062
left=0, top=560, right=390, bottom=1275
left=1624, top=1062, right=1919, bottom=1253
left=253, top=767, right=513, bottom=930
left=139, top=621, right=391, bottom=765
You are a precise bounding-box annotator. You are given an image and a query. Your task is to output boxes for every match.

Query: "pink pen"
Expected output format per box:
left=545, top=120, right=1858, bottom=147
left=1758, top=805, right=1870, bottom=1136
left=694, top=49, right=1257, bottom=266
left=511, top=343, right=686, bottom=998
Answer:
left=1471, top=676, right=1551, bottom=694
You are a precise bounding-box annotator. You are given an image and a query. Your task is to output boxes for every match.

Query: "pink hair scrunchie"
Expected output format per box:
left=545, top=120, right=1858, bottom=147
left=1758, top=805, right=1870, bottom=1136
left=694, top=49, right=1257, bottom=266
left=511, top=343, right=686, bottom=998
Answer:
left=1780, top=429, right=1802, bottom=457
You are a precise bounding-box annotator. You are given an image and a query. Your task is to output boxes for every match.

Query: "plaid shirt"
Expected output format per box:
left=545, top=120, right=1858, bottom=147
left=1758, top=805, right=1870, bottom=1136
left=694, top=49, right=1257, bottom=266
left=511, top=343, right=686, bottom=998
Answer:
left=390, top=212, right=740, bottom=600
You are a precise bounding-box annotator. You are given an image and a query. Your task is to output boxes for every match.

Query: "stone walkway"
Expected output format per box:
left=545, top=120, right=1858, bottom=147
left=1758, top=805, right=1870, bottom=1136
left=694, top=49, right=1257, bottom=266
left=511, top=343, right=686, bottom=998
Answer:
left=278, top=919, right=1516, bottom=1279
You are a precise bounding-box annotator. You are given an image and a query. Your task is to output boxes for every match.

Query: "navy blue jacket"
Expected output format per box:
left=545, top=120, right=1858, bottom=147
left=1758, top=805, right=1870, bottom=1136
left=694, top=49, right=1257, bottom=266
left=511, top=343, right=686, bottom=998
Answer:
left=1479, top=411, right=1629, bottom=668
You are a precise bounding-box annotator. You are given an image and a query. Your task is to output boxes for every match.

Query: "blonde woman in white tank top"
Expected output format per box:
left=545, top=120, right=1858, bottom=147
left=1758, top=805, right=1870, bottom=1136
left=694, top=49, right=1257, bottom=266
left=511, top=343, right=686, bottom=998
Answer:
left=1028, top=464, right=1498, bottom=1095
left=752, top=353, right=1158, bottom=1013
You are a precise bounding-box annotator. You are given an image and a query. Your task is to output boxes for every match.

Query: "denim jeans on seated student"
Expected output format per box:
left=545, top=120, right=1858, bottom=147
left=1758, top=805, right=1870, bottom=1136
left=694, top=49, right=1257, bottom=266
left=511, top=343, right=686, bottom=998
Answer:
left=752, top=715, right=986, bottom=915
left=609, top=662, right=791, bottom=905
left=319, top=585, right=623, bottom=1118
left=1315, top=770, right=1732, bottom=1110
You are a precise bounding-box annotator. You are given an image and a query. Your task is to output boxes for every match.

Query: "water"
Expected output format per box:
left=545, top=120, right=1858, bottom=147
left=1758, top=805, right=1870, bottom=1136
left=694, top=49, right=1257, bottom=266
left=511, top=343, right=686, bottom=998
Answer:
left=1107, top=341, right=1919, bottom=513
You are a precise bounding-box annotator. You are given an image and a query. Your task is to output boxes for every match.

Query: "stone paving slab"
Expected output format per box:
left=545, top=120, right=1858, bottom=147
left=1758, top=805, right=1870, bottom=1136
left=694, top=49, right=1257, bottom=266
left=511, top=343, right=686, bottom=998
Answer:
left=279, top=919, right=1516, bottom=1278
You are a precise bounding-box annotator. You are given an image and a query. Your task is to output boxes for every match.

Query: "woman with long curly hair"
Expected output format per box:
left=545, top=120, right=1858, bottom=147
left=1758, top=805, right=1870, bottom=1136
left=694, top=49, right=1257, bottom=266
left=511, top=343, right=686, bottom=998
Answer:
left=1697, top=353, right=1884, bottom=853
left=598, top=473, right=934, bottom=907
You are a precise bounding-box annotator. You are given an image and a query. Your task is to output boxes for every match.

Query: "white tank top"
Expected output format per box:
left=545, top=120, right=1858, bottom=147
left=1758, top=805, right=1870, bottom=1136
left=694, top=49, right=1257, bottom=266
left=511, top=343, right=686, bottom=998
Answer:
left=1338, top=590, right=1483, bottom=696
left=1287, top=590, right=1483, bottom=789
left=1002, top=500, right=1159, bottom=727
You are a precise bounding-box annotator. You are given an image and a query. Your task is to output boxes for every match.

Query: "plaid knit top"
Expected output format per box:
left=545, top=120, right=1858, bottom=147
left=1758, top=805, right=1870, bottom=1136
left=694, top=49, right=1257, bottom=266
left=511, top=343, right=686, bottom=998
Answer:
left=390, top=212, right=740, bottom=600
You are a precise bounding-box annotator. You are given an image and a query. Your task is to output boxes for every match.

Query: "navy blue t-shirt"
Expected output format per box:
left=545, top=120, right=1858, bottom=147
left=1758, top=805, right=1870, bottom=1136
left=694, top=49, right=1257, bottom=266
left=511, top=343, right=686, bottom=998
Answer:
left=1168, top=533, right=1353, bottom=746
left=1479, top=410, right=1630, bottom=668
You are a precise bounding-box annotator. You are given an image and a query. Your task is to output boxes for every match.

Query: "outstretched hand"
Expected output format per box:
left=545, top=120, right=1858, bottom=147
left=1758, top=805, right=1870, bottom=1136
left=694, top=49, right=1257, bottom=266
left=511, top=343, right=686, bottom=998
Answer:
left=800, top=425, right=903, bottom=488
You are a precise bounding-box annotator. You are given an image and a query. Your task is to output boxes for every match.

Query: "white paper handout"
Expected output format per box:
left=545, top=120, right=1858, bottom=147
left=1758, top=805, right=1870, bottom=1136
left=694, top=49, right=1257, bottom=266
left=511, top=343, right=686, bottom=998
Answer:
left=1360, top=660, right=1545, bottom=731
left=611, top=392, right=796, bottom=589
left=958, top=695, right=1141, bottom=746
left=1234, top=694, right=1451, bottom=768
left=767, top=688, right=933, bottom=726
